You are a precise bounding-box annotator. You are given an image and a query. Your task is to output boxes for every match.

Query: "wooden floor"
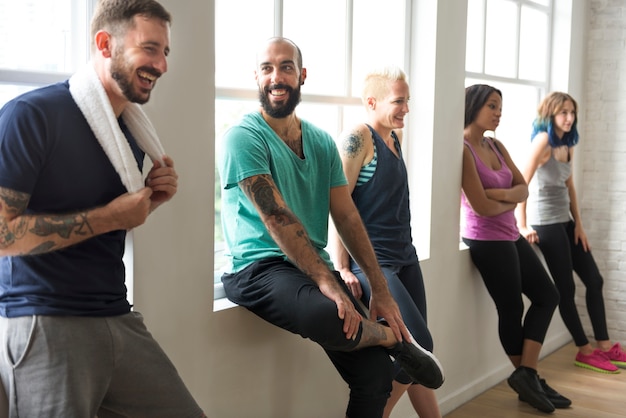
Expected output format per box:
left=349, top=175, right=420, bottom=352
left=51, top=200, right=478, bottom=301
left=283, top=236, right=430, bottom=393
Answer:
left=444, top=343, right=626, bottom=417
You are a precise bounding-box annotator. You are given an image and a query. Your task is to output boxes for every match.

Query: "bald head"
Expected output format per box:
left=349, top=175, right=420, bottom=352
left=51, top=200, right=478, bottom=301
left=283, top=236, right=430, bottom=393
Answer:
left=257, top=37, right=303, bottom=71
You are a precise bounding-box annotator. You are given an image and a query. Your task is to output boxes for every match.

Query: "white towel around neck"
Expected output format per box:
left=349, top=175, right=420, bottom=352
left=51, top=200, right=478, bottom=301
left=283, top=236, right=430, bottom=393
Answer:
left=69, top=63, right=166, bottom=193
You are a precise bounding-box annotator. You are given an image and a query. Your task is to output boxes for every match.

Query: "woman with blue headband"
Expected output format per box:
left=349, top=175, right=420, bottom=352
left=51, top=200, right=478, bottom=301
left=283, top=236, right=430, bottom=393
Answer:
left=517, top=91, right=626, bottom=374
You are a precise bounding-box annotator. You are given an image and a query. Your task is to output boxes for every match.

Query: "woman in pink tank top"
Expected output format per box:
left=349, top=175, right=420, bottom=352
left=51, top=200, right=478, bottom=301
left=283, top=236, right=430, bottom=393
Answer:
left=461, top=84, right=567, bottom=413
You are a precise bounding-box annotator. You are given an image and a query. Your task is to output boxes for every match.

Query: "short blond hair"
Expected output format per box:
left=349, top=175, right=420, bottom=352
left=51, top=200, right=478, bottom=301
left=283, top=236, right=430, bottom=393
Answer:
left=361, top=66, right=407, bottom=105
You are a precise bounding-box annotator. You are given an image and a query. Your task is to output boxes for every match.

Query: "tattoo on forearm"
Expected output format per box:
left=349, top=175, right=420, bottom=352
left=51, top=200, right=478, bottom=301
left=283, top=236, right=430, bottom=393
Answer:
left=358, top=320, right=390, bottom=348
left=0, top=216, right=13, bottom=248
left=293, top=228, right=321, bottom=263
left=243, top=175, right=298, bottom=226
left=298, top=255, right=327, bottom=278
left=30, top=212, right=93, bottom=239
left=342, top=132, right=364, bottom=158
left=0, top=188, right=28, bottom=215
left=242, top=175, right=326, bottom=274
left=0, top=188, right=30, bottom=249
left=29, top=241, right=56, bottom=255
left=0, top=187, right=94, bottom=254
left=13, top=217, right=28, bottom=239
left=77, top=214, right=94, bottom=235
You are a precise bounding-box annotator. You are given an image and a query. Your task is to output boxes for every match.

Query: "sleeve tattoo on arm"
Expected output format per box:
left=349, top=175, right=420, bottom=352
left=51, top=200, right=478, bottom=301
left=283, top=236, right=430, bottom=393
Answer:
left=30, top=213, right=94, bottom=239
left=0, top=187, right=94, bottom=253
left=240, top=175, right=328, bottom=274
left=0, top=188, right=29, bottom=248
left=242, top=175, right=299, bottom=227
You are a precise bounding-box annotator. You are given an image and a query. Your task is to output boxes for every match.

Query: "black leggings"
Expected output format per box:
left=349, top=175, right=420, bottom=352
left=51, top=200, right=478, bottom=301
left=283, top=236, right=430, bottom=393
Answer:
left=222, top=257, right=392, bottom=418
left=463, top=236, right=559, bottom=356
left=532, top=221, right=609, bottom=346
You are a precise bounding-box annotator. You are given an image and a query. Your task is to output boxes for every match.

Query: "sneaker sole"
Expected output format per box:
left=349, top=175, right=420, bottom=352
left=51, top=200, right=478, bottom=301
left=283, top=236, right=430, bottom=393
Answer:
left=507, top=378, right=555, bottom=413
left=519, top=394, right=571, bottom=409
left=408, top=335, right=445, bottom=388
left=574, top=360, right=620, bottom=374
left=391, top=340, right=445, bottom=389
left=610, top=360, right=626, bottom=368
left=411, top=340, right=445, bottom=377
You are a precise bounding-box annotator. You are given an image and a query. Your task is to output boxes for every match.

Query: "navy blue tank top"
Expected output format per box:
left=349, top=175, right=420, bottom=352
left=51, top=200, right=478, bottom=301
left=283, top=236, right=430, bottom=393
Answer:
left=351, top=125, right=417, bottom=266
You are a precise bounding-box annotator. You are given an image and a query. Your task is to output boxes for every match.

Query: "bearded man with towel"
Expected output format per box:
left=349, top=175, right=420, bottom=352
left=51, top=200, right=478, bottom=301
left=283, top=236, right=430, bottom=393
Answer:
left=0, top=1, right=205, bottom=417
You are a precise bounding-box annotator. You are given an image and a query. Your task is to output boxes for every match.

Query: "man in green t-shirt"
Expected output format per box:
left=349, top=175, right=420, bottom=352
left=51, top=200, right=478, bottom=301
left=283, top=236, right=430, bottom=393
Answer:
left=219, top=37, right=444, bottom=418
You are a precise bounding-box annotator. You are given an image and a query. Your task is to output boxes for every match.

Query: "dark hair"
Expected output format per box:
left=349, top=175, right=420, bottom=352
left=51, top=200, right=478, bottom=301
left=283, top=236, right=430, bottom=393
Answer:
left=90, top=0, right=171, bottom=44
left=531, top=91, right=579, bottom=147
left=464, top=84, right=502, bottom=128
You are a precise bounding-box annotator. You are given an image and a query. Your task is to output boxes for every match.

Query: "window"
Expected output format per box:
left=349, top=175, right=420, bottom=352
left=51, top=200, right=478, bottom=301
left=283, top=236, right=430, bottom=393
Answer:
left=214, top=0, right=414, bottom=301
left=0, top=0, right=93, bottom=106
left=465, top=0, right=552, bottom=165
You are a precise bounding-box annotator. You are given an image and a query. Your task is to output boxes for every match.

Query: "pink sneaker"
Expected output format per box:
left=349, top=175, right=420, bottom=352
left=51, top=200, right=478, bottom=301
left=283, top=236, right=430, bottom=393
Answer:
left=603, top=343, right=626, bottom=368
left=575, top=349, right=620, bottom=374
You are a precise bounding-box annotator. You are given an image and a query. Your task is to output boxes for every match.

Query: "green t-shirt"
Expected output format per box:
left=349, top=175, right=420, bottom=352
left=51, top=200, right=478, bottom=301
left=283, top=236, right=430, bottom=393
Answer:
left=219, top=111, right=347, bottom=273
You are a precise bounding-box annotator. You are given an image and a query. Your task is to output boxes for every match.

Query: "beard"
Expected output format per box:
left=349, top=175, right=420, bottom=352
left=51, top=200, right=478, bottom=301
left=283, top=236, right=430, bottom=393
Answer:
left=258, top=83, right=301, bottom=118
left=110, top=47, right=159, bottom=105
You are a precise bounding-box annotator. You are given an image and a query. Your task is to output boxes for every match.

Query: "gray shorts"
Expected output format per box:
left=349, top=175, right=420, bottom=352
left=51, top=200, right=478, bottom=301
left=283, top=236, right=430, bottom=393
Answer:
left=0, top=312, right=204, bottom=418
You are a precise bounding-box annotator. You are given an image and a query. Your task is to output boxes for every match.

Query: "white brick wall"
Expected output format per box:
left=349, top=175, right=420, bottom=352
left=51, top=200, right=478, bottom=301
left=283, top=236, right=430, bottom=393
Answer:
left=580, top=0, right=626, bottom=344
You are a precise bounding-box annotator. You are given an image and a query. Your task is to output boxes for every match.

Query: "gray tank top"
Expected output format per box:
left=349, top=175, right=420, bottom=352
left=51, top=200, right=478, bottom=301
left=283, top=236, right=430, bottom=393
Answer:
left=526, top=150, right=572, bottom=225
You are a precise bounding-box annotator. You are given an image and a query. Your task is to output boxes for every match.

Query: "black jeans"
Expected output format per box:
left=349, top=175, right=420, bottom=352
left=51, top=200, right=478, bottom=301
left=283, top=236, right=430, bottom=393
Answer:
left=222, top=257, right=393, bottom=418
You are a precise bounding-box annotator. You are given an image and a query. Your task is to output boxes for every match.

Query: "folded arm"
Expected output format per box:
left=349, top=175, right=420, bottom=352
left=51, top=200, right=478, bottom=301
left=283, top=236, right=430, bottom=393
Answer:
left=462, top=140, right=527, bottom=217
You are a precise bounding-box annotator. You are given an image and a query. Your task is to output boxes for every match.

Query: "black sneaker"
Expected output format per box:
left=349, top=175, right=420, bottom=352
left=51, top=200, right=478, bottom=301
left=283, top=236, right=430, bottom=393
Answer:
left=508, top=367, right=555, bottom=413
left=386, top=339, right=444, bottom=389
left=519, top=377, right=571, bottom=409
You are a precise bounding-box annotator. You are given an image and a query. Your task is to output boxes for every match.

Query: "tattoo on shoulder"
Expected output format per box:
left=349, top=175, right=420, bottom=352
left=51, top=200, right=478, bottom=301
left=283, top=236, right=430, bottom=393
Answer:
left=342, top=132, right=364, bottom=158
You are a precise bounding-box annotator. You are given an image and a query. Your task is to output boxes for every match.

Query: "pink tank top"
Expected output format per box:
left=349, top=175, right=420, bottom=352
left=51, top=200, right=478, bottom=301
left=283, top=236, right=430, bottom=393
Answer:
left=461, top=138, right=520, bottom=241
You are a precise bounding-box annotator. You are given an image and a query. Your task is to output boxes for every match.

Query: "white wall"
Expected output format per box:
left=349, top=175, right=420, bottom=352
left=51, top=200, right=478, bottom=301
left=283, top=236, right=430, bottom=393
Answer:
left=126, top=1, right=617, bottom=417
left=580, top=0, right=626, bottom=344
